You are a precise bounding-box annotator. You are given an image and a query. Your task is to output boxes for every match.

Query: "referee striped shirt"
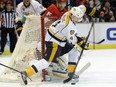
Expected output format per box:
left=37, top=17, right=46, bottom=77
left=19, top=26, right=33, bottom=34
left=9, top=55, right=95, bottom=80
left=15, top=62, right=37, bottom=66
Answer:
left=0, top=10, right=15, bottom=28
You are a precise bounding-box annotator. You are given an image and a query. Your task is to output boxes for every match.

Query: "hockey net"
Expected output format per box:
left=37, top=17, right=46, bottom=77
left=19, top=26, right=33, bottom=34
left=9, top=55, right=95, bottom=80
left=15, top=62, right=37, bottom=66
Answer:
left=0, top=15, right=42, bottom=82
left=0, top=15, right=58, bottom=82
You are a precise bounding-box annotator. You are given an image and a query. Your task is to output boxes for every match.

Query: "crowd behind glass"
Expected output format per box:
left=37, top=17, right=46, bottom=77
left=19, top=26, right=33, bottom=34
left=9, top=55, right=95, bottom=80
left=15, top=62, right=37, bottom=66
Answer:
left=0, top=0, right=116, bottom=23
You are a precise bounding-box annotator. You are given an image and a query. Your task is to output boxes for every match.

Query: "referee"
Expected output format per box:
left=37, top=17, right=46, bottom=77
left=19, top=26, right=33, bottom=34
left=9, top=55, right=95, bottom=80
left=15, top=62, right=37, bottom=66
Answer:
left=0, top=1, right=17, bottom=54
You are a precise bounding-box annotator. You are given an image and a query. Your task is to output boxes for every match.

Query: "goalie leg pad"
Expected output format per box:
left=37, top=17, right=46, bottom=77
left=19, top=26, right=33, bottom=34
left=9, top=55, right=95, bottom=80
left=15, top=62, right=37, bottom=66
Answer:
left=51, top=63, right=68, bottom=79
left=52, top=70, right=68, bottom=79
left=57, top=56, right=68, bottom=70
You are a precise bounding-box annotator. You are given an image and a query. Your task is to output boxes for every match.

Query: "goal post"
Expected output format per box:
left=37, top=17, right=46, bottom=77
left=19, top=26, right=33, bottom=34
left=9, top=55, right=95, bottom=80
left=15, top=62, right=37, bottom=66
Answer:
left=41, top=14, right=59, bottom=81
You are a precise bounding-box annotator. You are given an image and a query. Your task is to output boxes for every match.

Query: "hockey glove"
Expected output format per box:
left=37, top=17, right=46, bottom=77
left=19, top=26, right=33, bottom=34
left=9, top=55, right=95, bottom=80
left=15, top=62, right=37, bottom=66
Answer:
left=76, top=36, right=89, bottom=50
left=15, top=21, right=23, bottom=36
left=21, top=17, right=26, bottom=24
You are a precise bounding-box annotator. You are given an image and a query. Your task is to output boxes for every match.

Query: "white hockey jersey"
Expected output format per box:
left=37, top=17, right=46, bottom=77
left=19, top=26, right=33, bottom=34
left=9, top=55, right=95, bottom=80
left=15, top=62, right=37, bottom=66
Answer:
left=15, top=0, right=46, bottom=21
left=45, top=12, right=78, bottom=47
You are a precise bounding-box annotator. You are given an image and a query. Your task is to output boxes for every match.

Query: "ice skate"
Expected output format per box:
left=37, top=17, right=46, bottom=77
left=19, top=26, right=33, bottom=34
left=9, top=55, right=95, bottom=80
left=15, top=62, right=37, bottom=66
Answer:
left=71, top=74, right=79, bottom=83
left=67, top=73, right=79, bottom=84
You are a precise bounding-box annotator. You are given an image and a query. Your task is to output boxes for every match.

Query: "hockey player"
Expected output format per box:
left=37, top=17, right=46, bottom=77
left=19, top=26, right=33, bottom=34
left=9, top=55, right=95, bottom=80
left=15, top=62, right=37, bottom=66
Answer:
left=19, top=5, right=88, bottom=85
left=42, top=1, right=100, bottom=80
left=41, top=0, right=68, bottom=79
left=15, top=0, right=46, bottom=35
left=44, top=0, right=67, bottom=19
left=43, top=0, right=67, bottom=29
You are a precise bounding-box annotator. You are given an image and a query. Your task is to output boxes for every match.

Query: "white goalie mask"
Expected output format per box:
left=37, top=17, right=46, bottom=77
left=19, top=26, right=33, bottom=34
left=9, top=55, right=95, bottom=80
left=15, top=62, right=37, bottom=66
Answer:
left=70, top=5, right=86, bottom=22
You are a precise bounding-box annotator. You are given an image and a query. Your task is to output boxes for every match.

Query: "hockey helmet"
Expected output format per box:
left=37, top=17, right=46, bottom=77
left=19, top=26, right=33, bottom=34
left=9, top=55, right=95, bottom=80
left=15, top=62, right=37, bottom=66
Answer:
left=70, top=5, right=86, bottom=19
left=78, top=5, right=86, bottom=14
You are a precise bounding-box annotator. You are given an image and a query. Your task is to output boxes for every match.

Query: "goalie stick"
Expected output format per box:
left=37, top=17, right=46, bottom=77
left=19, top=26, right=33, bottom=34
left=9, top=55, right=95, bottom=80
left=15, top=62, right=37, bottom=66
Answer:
left=63, top=22, right=94, bottom=84
left=78, top=62, right=91, bottom=76
left=0, top=63, right=32, bottom=81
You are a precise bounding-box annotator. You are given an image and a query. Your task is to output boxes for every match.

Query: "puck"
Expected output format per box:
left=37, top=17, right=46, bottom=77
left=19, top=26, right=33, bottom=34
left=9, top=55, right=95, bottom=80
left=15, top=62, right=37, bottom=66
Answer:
left=71, top=83, right=76, bottom=85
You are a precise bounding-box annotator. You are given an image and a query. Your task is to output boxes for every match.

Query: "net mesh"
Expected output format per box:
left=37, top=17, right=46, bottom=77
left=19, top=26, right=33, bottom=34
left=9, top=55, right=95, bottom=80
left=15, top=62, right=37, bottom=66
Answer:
left=0, top=14, right=59, bottom=82
left=0, top=15, right=42, bottom=82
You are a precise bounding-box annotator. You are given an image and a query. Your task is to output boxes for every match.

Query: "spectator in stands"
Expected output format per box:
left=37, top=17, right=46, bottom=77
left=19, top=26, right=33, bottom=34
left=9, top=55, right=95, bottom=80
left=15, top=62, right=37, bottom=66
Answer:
left=101, top=0, right=111, bottom=8
left=105, top=10, right=116, bottom=22
left=100, top=1, right=115, bottom=22
left=77, top=0, right=88, bottom=6
left=76, top=0, right=101, bottom=22
left=45, top=0, right=67, bottom=17
left=43, top=0, right=67, bottom=24
left=0, top=1, right=17, bottom=55
left=94, top=0, right=101, bottom=10
left=100, top=1, right=115, bottom=16
left=109, top=11, right=116, bottom=22
left=99, top=11, right=105, bottom=22
left=42, top=0, right=56, bottom=8
left=15, top=0, right=46, bottom=36
left=16, top=0, right=23, bottom=5
left=0, top=1, right=5, bottom=12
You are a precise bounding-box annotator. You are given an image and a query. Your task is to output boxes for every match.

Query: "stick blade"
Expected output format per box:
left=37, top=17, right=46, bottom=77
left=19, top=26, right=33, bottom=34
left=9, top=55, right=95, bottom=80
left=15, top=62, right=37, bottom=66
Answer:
left=98, top=39, right=105, bottom=44
left=63, top=77, right=72, bottom=84
left=78, top=62, right=91, bottom=75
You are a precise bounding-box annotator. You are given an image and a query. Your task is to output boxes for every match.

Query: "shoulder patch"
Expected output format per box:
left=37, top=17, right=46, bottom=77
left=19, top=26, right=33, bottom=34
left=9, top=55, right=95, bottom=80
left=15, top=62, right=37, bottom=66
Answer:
left=70, top=30, right=75, bottom=35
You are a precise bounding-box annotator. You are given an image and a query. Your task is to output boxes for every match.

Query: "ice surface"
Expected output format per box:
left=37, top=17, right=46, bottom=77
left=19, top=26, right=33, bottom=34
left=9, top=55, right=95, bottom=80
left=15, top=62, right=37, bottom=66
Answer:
left=0, top=49, right=116, bottom=87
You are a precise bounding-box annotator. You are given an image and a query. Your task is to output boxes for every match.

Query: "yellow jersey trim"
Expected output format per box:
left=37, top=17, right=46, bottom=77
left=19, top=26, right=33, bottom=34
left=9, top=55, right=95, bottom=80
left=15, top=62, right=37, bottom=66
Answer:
left=53, top=73, right=67, bottom=79
left=65, top=12, right=70, bottom=26
left=16, top=27, right=23, bottom=31
left=49, top=28, right=66, bottom=41
left=49, top=42, right=58, bottom=62
left=89, top=7, right=96, bottom=16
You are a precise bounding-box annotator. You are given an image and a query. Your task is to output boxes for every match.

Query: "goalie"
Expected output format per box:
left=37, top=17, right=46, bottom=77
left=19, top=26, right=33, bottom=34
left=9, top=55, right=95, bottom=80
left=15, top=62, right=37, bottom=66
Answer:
left=15, top=0, right=46, bottom=35
left=19, top=5, right=88, bottom=85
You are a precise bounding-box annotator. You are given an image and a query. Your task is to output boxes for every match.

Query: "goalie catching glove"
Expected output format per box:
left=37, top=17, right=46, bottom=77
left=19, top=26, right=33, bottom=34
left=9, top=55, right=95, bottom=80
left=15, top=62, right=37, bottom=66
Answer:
left=76, top=36, right=89, bottom=50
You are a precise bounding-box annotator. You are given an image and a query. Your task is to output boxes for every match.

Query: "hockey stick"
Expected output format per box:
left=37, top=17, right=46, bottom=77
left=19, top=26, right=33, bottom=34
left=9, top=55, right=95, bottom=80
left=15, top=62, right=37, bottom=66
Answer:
left=88, top=39, right=105, bottom=44
left=0, top=63, right=32, bottom=81
left=0, top=63, right=21, bottom=73
left=78, top=62, right=91, bottom=75
left=63, top=22, right=94, bottom=84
